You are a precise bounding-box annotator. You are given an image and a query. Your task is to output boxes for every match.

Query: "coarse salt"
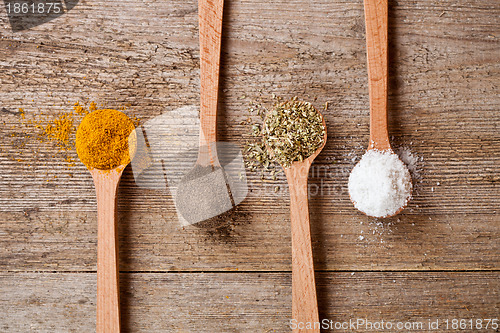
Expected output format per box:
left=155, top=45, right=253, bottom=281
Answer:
left=348, top=149, right=412, bottom=218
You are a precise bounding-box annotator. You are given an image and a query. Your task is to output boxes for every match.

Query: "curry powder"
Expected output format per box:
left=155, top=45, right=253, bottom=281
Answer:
left=76, top=109, right=136, bottom=170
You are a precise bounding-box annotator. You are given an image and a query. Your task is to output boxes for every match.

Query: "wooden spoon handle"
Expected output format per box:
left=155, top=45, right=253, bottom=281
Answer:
left=285, top=165, right=319, bottom=332
left=198, top=0, right=224, bottom=147
left=364, top=0, right=391, bottom=151
left=91, top=169, right=123, bottom=333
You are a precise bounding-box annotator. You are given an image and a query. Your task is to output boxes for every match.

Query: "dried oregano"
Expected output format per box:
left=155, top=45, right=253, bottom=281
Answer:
left=243, top=101, right=272, bottom=169
left=263, top=98, right=325, bottom=167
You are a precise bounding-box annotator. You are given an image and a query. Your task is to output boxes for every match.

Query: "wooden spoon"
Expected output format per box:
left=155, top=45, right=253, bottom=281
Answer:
left=198, top=0, right=223, bottom=153
left=361, top=0, right=412, bottom=217
left=90, top=166, right=126, bottom=333
left=268, top=110, right=327, bottom=332
left=175, top=0, right=232, bottom=224
left=364, top=0, right=390, bottom=152
left=76, top=108, right=136, bottom=332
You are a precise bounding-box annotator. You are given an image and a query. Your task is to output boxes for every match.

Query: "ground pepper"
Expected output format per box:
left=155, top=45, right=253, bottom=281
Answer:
left=76, top=109, right=136, bottom=170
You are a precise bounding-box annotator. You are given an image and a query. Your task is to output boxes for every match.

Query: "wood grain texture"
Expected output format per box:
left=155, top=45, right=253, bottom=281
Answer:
left=0, top=209, right=497, bottom=271
left=0, top=0, right=499, bottom=331
left=198, top=0, right=223, bottom=158
left=286, top=162, right=319, bottom=331
left=364, top=0, right=391, bottom=150
left=282, top=112, right=326, bottom=332
left=90, top=168, right=124, bottom=333
left=0, top=1, right=499, bottom=216
left=0, top=272, right=498, bottom=332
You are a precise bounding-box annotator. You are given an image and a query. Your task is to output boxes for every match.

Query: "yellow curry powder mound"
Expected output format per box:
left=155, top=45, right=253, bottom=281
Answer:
left=76, top=109, right=136, bottom=170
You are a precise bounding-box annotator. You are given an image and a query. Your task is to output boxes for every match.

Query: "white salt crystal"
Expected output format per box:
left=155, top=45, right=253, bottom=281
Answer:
left=396, top=147, right=418, bottom=171
left=348, top=150, right=412, bottom=218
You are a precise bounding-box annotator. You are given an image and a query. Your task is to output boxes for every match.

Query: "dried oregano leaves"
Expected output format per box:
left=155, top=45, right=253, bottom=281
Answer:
left=263, top=98, right=325, bottom=168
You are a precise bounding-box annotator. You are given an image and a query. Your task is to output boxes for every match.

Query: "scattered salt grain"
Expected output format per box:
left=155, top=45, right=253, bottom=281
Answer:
left=395, top=146, right=421, bottom=180
left=348, top=150, right=412, bottom=218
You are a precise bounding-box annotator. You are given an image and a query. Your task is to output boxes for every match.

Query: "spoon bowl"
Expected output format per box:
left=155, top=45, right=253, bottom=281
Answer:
left=349, top=148, right=412, bottom=219
left=264, top=105, right=327, bottom=169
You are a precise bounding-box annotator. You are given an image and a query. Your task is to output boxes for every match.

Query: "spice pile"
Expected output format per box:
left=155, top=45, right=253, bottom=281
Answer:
left=9, top=101, right=140, bottom=179
left=26, top=102, right=94, bottom=148
left=244, top=97, right=326, bottom=174
left=243, top=101, right=274, bottom=173
left=76, top=109, right=136, bottom=170
left=263, top=99, right=325, bottom=167
left=348, top=149, right=412, bottom=218
left=11, top=102, right=96, bottom=168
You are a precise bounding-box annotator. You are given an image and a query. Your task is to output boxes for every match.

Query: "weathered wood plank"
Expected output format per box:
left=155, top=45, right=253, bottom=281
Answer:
left=0, top=0, right=498, bottom=330
left=0, top=0, right=498, bottom=107
left=1, top=124, right=499, bottom=215
left=1, top=210, right=497, bottom=271
left=0, top=0, right=498, bottom=216
left=0, top=272, right=498, bottom=332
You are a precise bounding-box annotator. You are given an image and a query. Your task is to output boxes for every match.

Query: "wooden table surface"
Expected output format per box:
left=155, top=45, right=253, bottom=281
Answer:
left=1, top=0, right=499, bottom=332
